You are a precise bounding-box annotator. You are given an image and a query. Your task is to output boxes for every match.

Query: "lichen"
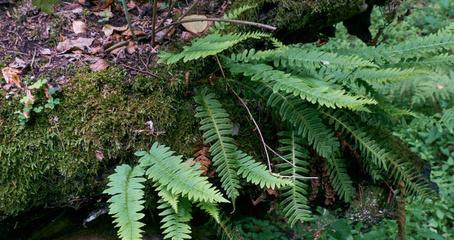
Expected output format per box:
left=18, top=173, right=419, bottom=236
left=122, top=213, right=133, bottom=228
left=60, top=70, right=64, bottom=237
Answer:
left=0, top=66, right=197, bottom=216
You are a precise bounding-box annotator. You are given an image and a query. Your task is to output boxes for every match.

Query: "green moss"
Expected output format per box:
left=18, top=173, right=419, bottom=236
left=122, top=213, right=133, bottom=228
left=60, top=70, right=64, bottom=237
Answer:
left=0, top=66, right=197, bottom=216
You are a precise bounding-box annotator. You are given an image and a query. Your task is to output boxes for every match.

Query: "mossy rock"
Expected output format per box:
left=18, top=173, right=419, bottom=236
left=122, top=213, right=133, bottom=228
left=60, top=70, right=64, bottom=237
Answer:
left=0, top=67, right=198, bottom=216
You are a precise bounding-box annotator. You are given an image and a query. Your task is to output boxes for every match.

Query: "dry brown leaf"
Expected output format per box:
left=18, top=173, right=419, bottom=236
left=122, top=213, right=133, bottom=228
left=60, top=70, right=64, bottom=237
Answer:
left=72, top=20, right=87, bottom=34
left=90, top=59, right=109, bottom=72
left=122, top=29, right=146, bottom=37
left=102, top=24, right=128, bottom=37
left=9, top=58, right=28, bottom=69
left=92, top=0, right=113, bottom=11
left=181, top=15, right=208, bottom=34
left=1, top=67, right=22, bottom=88
left=126, top=41, right=137, bottom=54
left=56, top=37, right=94, bottom=53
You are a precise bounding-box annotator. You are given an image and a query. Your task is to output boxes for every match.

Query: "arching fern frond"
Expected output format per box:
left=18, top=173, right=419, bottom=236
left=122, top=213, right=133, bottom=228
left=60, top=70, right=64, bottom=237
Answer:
left=322, top=111, right=433, bottom=197
left=159, top=32, right=270, bottom=64
left=104, top=165, right=146, bottom=240
left=235, top=150, right=292, bottom=189
left=228, top=62, right=376, bottom=111
left=138, top=143, right=228, bottom=203
left=275, top=131, right=312, bottom=226
left=197, top=202, right=221, bottom=223
left=194, top=91, right=241, bottom=202
left=326, top=157, right=354, bottom=202
left=256, top=82, right=339, bottom=160
left=158, top=198, right=192, bottom=240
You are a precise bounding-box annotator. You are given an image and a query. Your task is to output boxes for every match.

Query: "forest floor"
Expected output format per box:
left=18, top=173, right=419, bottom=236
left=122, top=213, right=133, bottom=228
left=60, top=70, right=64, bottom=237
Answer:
left=0, top=0, right=227, bottom=92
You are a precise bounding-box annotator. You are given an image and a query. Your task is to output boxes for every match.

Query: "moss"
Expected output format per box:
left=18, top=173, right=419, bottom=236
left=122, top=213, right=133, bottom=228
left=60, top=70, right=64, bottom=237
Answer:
left=0, top=66, right=197, bottom=216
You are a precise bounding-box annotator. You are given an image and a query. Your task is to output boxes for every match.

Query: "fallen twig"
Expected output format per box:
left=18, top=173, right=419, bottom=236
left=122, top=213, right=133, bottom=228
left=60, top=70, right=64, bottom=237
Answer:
left=156, top=17, right=277, bottom=33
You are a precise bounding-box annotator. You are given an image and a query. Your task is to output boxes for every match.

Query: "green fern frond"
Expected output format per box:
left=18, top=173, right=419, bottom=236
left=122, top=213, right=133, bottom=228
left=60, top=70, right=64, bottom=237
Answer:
left=197, top=202, right=221, bottom=223
left=235, top=150, right=292, bottom=189
left=326, top=157, right=354, bottom=202
left=256, top=82, right=339, bottom=160
left=228, top=62, right=376, bottom=111
left=158, top=199, right=192, bottom=240
left=137, top=143, right=228, bottom=203
left=351, top=68, right=421, bottom=84
left=156, top=184, right=180, bottom=213
left=104, top=165, right=146, bottom=240
left=194, top=91, right=241, bottom=202
left=159, top=32, right=270, bottom=64
left=322, top=111, right=433, bottom=197
left=211, top=4, right=258, bottom=32
left=441, top=107, right=454, bottom=131
left=275, top=131, right=312, bottom=226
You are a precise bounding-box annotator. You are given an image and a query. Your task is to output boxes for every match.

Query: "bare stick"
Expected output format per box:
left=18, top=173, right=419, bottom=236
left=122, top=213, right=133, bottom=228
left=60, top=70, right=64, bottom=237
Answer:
left=151, top=0, right=158, bottom=46
left=156, top=17, right=277, bottom=33
left=120, top=0, right=137, bottom=41
left=231, top=89, right=272, bottom=172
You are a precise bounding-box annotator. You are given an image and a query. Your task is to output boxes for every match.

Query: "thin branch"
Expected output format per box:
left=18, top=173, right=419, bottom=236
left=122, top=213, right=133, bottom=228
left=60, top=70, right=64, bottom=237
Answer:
left=151, top=0, right=158, bottom=46
left=231, top=89, right=272, bottom=172
left=156, top=17, right=277, bottom=33
left=120, top=0, right=137, bottom=41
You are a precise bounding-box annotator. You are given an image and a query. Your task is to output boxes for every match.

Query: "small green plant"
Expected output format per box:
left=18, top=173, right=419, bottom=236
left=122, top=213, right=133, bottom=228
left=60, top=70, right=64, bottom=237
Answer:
left=32, top=0, right=60, bottom=14
left=15, top=78, right=60, bottom=125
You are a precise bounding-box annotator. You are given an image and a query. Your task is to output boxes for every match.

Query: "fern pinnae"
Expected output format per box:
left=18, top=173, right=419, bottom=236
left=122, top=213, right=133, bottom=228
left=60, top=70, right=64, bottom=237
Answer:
left=158, top=199, right=192, bottom=240
left=194, top=91, right=241, bottom=202
left=138, top=143, right=228, bottom=203
left=228, top=62, right=376, bottom=111
left=104, top=164, right=146, bottom=240
left=235, top=149, right=292, bottom=189
left=275, top=131, right=312, bottom=226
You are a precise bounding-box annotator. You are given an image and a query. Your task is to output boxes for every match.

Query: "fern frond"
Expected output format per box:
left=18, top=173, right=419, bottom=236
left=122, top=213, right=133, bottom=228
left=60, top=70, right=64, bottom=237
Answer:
left=158, top=199, right=192, bottom=240
left=194, top=91, right=241, bottom=202
left=441, top=107, right=454, bottom=131
left=275, top=131, right=312, bottom=226
left=228, top=62, right=376, bottom=111
left=235, top=150, right=292, bottom=189
left=138, top=143, right=228, bottom=203
left=104, top=165, right=146, bottom=240
left=156, top=184, right=180, bottom=213
left=197, top=202, right=221, bottom=223
left=322, top=111, right=433, bottom=197
left=159, top=32, right=270, bottom=64
left=211, top=4, right=258, bottom=32
left=326, top=157, right=354, bottom=202
left=256, top=82, right=339, bottom=160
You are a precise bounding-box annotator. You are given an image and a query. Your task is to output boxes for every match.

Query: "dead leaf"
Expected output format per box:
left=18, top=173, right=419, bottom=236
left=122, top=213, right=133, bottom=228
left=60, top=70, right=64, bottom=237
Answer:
left=56, top=37, right=94, bottom=53
left=40, top=48, right=52, bottom=55
left=126, top=41, right=137, bottom=54
left=72, top=20, right=87, bottom=34
left=92, top=0, right=113, bottom=11
left=102, top=24, right=128, bottom=37
left=95, top=150, right=104, bottom=161
left=1, top=67, right=22, bottom=88
left=9, top=58, right=28, bottom=69
left=122, top=29, right=146, bottom=38
left=90, top=59, right=109, bottom=72
left=127, top=1, right=137, bottom=9
left=181, top=15, right=208, bottom=34
left=181, top=31, right=194, bottom=41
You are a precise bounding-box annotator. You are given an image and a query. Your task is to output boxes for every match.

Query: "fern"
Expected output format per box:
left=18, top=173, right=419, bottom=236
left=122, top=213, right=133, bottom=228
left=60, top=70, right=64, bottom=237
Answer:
left=137, top=143, right=228, bottom=203
left=211, top=4, right=258, bottom=32
left=236, top=150, right=292, bottom=189
left=228, top=62, right=376, bottom=111
left=158, top=199, right=192, bottom=240
left=275, top=131, right=312, bottom=226
left=322, top=111, right=433, bottom=197
left=194, top=91, right=241, bottom=202
left=159, top=32, right=270, bottom=64
left=104, top=165, right=146, bottom=240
